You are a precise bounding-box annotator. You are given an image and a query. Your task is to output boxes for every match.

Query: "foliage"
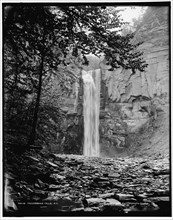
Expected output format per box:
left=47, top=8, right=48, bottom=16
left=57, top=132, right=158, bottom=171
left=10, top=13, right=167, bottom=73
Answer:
left=4, top=4, right=148, bottom=152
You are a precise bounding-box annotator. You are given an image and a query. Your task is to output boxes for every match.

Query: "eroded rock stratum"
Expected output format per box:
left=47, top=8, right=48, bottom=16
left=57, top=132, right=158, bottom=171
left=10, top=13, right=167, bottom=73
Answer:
left=98, top=7, right=169, bottom=157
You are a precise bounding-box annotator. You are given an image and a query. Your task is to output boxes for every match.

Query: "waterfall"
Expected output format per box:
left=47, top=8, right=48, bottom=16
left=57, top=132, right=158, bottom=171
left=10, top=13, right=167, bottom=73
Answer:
left=82, top=69, right=101, bottom=157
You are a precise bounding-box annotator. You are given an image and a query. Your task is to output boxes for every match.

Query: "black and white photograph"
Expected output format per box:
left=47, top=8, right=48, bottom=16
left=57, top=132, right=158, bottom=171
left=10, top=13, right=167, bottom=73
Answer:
left=1, top=1, right=172, bottom=218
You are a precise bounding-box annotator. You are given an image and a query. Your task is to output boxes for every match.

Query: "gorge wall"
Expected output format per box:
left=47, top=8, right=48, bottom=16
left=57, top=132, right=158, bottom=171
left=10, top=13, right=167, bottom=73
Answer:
left=58, top=6, right=169, bottom=157
left=99, top=6, right=169, bottom=157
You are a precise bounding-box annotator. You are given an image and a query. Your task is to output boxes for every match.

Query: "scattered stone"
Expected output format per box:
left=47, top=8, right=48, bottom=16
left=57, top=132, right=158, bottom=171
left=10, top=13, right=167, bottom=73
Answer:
left=93, top=177, right=109, bottom=183
left=124, top=208, right=132, bottom=213
left=103, top=162, right=113, bottom=165
left=47, top=161, right=59, bottom=167
left=51, top=174, right=65, bottom=180
left=97, top=181, right=111, bottom=187
left=71, top=207, right=84, bottom=212
left=141, top=164, right=152, bottom=169
left=150, top=197, right=170, bottom=202
left=36, top=178, right=47, bottom=188
left=133, top=193, right=147, bottom=202
left=98, top=192, right=114, bottom=199
left=86, top=198, right=106, bottom=207
left=84, top=207, right=93, bottom=212
left=26, top=156, right=39, bottom=162
left=33, top=189, right=48, bottom=198
left=48, top=184, right=61, bottom=191
left=141, top=177, right=151, bottom=182
left=114, top=193, right=135, bottom=201
left=153, top=169, right=170, bottom=176
left=92, top=206, right=103, bottom=211
left=153, top=189, right=170, bottom=197
left=128, top=202, right=160, bottom=212
left=105, top=198, right=122, bottom=207
left=8, top=152, right=170, bottom=215
left=109, top=173, right=120, bottom=178
left=85, top=195, right=91, bottom=199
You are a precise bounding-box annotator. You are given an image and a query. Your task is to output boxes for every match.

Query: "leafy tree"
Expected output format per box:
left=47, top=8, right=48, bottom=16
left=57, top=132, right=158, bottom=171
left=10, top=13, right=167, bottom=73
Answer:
left=4, top=4, right=148, bottom=147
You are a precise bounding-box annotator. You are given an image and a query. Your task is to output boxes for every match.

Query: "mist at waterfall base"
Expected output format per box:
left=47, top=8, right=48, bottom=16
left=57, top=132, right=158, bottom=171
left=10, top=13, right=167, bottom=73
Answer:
left=82, top=69, right=101, bottom=157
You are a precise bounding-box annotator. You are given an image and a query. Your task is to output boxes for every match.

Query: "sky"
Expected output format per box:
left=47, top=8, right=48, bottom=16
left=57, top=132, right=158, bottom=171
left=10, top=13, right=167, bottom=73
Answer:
left=117, top=6, right=148, bottom=25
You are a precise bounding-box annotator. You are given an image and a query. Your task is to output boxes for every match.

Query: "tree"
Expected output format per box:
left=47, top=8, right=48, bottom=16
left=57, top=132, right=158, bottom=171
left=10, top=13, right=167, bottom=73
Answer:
left=4, top=4, right=148, bottom=147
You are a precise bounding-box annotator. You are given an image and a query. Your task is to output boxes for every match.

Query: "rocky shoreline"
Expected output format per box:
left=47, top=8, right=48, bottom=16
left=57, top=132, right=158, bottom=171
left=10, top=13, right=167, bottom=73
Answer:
left=4, top=150, right=171, bottom=217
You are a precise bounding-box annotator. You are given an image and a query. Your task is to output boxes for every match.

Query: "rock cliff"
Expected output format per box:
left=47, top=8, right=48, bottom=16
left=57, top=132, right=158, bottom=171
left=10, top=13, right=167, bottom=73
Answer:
left=99, top=6, right=169, bottom=157
left=59, top=6, right=170, bottom=157
left=101, top=6, right=169, bottom=130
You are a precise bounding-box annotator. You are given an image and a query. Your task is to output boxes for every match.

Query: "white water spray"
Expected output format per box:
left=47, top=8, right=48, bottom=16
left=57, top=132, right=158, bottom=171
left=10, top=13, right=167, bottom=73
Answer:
left=82, top=69, right=101, bottom=157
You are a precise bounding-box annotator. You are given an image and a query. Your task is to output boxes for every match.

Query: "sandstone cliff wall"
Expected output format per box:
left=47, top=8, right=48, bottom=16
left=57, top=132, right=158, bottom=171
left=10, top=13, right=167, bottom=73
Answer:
left=100, top=6, right=169, bottom=132
left=99, top=6, right=169, bottom=157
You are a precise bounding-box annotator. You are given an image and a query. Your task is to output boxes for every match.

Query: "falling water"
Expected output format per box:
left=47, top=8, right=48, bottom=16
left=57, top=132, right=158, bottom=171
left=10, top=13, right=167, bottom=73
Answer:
left=82, top=69, right=101, bottom=157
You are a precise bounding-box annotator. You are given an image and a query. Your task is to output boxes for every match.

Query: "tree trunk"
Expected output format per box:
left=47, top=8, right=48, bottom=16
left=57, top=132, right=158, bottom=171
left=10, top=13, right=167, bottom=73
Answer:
left=28, top=55, right=44, bottom=146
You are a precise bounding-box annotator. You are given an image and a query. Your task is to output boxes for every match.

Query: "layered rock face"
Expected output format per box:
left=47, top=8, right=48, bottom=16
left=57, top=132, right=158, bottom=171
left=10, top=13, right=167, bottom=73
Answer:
left=101, top=6, right=169, bottom=132
left=99, top=7, right=169, bottom=156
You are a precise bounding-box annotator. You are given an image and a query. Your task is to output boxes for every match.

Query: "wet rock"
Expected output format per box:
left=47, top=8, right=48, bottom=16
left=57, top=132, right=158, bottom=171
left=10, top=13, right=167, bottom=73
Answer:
left=91, top=206, right=103, bottom=212
left=103, top=172, right=109, bottom=177
left=26, top=156, right=39, bottom=162
left=133, top=193, right=147, bottom=202
left=151, top=197, right=170, bottom=202
left=153, top=169, right=170, bottom=176
left=103, top=199, right=124, bottom=213
left=85, top=195, right=91, bottom=199
left=66, top=174, right=80, bottom=181
left=51, top=174, right=65, bottom=180
left=97, top=181, right=112, bottom=188
left=103, top=162, right=113, bottom=166
left=143, top=192, right=155, bottom=197
left=93, top=177, right=109, bottom=183
left=48, top=184, right=61, bottom=191
left=84, top=207, right=93, bottom=212
left=86, top=198, right=105, bottom=207
left=141, top=164, right=152, bottom=170
left=65, top=161, right=80, bottom=166
left=141, top=177, right=151, bottom=182
left=98, top=192, right=114, bottom=199
left=89, top=181, right=98, bottom=188
left=8, top=152, right=170, bottom=215
left=105, top=198, right=122, bottom=206
left=114, top=193, right=135, bottom=201
left=112, top=183, right=123, bottom=189
left=109, top=173, right=120, bottom=178
left=153, top=189, right=170, bottom=197
left=47, top=161, right=59, bottom=168
left=125, top=202, right=159, bottom=213
left=71, top=207, right=84, bottom=212
left=74, top=199, right=84, bottom=208
left=36, top=179, right=47, bottom=189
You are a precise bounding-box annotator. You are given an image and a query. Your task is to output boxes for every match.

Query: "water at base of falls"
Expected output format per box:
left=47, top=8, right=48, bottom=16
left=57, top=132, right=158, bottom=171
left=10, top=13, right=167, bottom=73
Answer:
left=82, top=69, right=101, bottom=157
